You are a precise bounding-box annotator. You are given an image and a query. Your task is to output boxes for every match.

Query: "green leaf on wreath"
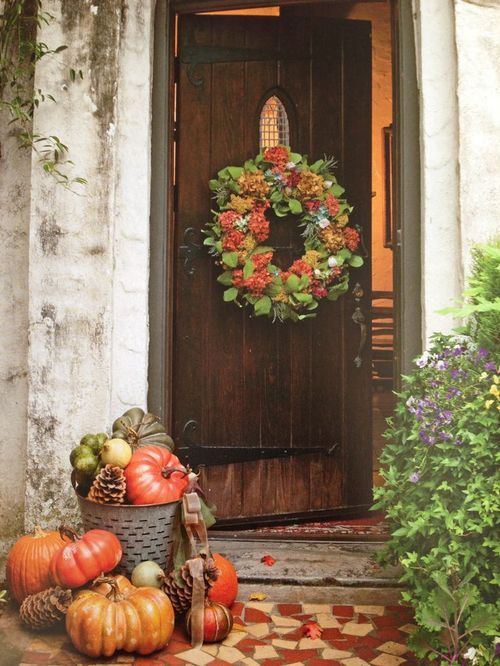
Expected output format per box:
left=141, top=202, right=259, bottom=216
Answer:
left=298, top=274, right=310, bottom=289
left=222, top=251, right=239, bottom=268
left=214, top=241, right=223, bottom=253
left=223, top=287, right=238, bottom=302
left=254, top=295, right=272, bottom=316
left=349, top=255, right=364, bottom=268
left=270, top=190, right=283, bottom=203
left=327, top=281, right=349, bottom=301
left=209, top=179, right=220, bottom=191
left=227, top=166, right=244, bottom=180
left=290, top=152, right=302, bottom=164
left=331, top=184, right=345, bottom=196
left=252, top=246, right=274, bottom=255
left=217, top=271, right=234, bottom=286
left=244, top=160, right=257, bottom=173
left=289, top=199, right=303, bottom=214
left=294, top=292, right=313, bottom=303
left=274, top=204, right=288, bottom=217
left=285, top=274, right=300, bottom=293
left=338, top=248, right=352, bottom=261
left=243, top=260, right=255, bottom=279
left=203, top=237, right=215, bottom=246
left=309, top=159, right=324, bottom=173
left=267, top=283, right=282, bottom=297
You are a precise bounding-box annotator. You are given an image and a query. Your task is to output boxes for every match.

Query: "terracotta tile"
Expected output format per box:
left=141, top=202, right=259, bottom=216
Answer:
left=302, top=603, right=332, bottom=614
left=341, top=622, right=374, bottom=637
left=210, top=659, right=233, bottom=666
left=277, top=603, right=303, bottom=616
left=297, top=637, right=328, bottom=649
left=241, top=659, right=260, bottom=666
left=238, top=637, right=267, bottom=650
left=254, top=645, right=279, bottom=659
left=316, top=612, right=342, bottom=629
left=291, top=614, right=313, bottom=622
left=260, top=660, right=286, bottom=666
left=231, top=602, right=244, bottom=616
left=246, top=622, right=271, bottom=638
left=174, top=647, right=214, bottom=665
left=270, top=615, right=301, bottom=627
left=332, top=605, right=354, bottom=618
left=340, top=658, right=371, bottom=666
left=370, top=655, right=406, bottom=666
left=376, top=628, right=405, bottom=642
left=398, top=624, right=418, bottom=635
left=272, top=625, right=297, bottom=636
left=216, top=645, right=246, bottom=663
left=156, top=656, right=186, bottom=666
left=322, top=627, right=343, bottom=641
left=163, top=639, right=192, bottom=654
left=357, top=613, right=371, bottom=623
left=373, top=616, right=399, bottom=629
left=358, top=635, right=382, bottom=649
left=354, top=605, right=385, bottom=616
left=377, top=641, right=409, bottom=656
left=322, top=647, right=353, bottom=659
left=172, top=624, right=190, bottom=642
left=201, top=644, right=219, bottom=656
left=135, top=659, right=165, bottom=666
left=355, top=646, right=378, bottom=661
left=221, top=629, right=246, bottom=647
left=20, top=653, right=52, bottom=664
left=280, top=648, right=318, bottom=661
left=308, top=659, right=342, bottom=666
left=283, top=662, right=305, bottom=666
left=271, top=638, right=298, bottom=649
left=244, top=608, right=272, bottom=623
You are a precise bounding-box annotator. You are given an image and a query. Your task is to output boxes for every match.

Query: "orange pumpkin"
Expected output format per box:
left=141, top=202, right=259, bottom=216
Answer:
left=208, top=553, right=238, bottom=607
left=186, top=599, right=233, bottom=643
left=6, top=526, right=69, bottom=603
left=66, top=575, right=175, bottom=657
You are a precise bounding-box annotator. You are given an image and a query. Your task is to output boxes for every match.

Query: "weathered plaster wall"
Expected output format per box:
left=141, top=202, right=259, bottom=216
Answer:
left=0, top=110, right=30, bottom=566
left=454, top=0, right=500, bottom=272
left=24, top=0, right=154, bottom=531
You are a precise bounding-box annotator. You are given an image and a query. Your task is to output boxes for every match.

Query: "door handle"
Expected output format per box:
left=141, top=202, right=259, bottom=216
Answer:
left=179, top=227, right=201, bottom=276
left=351, top=282, right=367, bottom=368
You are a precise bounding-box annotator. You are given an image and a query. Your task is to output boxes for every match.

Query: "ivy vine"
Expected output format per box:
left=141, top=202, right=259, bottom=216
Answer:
left=0, top=0, right=86, bottom=189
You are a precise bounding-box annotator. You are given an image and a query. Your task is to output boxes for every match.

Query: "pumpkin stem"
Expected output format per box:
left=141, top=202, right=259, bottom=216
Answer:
left=59, top=525, right=80, bottom=542
left=161, top=465, right=189, bottom=479
left=33, top=525, right=47, bottom=538
left=92, top=575, right=123, bottom=601
left=125, top=425, right=140, bottom=448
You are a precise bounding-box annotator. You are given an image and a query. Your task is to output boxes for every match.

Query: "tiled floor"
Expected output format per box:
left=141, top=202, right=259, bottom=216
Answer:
left=18, top=602, right=422, bottom=665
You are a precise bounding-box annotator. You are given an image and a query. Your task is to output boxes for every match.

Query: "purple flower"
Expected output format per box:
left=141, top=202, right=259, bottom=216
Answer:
left=409, top=472, right=421, bottom=483
left=477, top=348, right=489, bottom=359
left=484, top=361, right=497, bottom=372
left=416, top=352, right=430, bottom=368
left=450, top=369, right=462, bottom=379
left=455, top=438, right=464, bottom=446
left=439, top=410, right=453, bottom=423
left=435, top=360, right=447, bottom=370
left=452, top=345, right=465, bottom=357
left=419, top=430, right=435, bottom=445
left=439, top=431, right=452, bottom=441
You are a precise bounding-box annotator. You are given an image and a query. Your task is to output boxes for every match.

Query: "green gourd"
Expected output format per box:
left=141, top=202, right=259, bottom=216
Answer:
left=112, top=407, right=174, bottom=451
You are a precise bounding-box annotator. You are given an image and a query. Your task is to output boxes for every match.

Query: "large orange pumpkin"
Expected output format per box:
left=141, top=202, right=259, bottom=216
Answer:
left=125, top=445, right=189, bottom=505
left=66, top=575, right=175, bottom=657
left=208, top=553, right=238, bottom=607
left=6, top=526, right=69, bottom=603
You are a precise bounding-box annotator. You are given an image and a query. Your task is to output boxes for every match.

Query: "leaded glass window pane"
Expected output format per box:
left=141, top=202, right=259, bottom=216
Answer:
left=259, top=95, right=290, bottom=151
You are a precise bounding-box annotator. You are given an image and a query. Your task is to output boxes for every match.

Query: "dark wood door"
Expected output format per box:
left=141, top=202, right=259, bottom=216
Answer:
left=172, top=13, right=372, bottom=525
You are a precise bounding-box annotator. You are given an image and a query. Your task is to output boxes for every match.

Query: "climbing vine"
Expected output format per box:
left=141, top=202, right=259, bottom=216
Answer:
left=0, top=0, right=86, bottom=188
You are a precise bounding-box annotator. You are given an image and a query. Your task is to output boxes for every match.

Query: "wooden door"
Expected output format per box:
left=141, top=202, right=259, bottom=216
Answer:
left=172, top=13, right=372, bottom=525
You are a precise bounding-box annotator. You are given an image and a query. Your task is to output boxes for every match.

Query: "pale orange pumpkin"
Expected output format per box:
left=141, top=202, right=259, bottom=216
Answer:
left=66, top=575, right=175, bottom=657
left=6, top=526, right=69, bottom=603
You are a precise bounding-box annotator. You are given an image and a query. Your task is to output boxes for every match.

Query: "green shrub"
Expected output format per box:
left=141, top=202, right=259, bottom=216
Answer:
left=374, top=334, right=499, bottom=664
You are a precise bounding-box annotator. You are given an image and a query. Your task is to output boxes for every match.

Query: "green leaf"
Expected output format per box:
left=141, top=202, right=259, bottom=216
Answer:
left=252, top=246, right=274, bottom=255
left=294, top=292, right=313, bottom=304
left=227, top=166, right=244, bottom=180
left=243, top=261, right=255, bottom=279
left=290, top=152, right=302, bottom=163
left=222, top=251, right=239, bottom=268
left=331, top=184, right=345, bottom=197
left=254, top=295, right=272, bottom=316
left=288, top=199, right=303, bottom=214
left=209, top=179, right=220, bottom=191
left=223, top=287, right=238, bottom=302
left=349, top=255, right=364, bottom=268
left=217, top=271, right=233, bottom=286
left=309, top=159, right=324, bottom=173
left=285, top=274, right=300, bottom=293
left=203, top=237, right=215, bottom=246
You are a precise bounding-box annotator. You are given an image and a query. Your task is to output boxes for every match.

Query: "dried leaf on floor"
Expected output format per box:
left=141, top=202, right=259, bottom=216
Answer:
left=248, top=591, right=267, bottom=601
left=261, top=554, right=276, bottom=566
left=302, top=621, right=324, bottom=639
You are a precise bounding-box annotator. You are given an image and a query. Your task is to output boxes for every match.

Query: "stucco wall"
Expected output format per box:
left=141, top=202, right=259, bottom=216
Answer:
left=0, top=111, right=30, bottom=566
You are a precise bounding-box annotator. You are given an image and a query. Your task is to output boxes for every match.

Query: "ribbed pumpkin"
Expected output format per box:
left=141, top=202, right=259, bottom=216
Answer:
left=6, top=527, right=69, bottom=603
left=208, top=553, right=238, bottom=608
left=112, top=407, right=174, bottom=451
left=66, top=576, right=175, bottom=657
left=186, top=599, right=233, bottom=643
left=125, top=445, right=189, bottom=505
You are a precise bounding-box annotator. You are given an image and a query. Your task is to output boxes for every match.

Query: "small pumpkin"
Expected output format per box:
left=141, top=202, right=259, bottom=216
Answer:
left=6, top=526, right=69, bottom=603
left=125, top=445, right=189, bottom=505
left=112, top=407, right=174, bottom=451
left=49, top=526, right=122, bottom=589
left=66, top=575, right=175, bottom=657
left=208, top=553, right=238, bottom=608
left=186, top=599, right=233, bottom=643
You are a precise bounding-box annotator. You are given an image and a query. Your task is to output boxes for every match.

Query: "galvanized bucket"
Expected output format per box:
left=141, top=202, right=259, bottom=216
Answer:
left=76, top=492, right=179, bottom=576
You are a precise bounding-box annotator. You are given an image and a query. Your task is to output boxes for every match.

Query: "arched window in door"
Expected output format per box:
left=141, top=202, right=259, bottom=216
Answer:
left=259, top=95, right=290, bottom=150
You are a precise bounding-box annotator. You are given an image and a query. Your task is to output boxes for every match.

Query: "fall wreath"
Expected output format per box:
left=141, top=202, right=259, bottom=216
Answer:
left=204, top=146, right=364, bottom=323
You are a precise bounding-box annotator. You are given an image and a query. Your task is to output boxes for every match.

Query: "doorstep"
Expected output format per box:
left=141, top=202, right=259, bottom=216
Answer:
left=211, top=538, right=403, bottom=606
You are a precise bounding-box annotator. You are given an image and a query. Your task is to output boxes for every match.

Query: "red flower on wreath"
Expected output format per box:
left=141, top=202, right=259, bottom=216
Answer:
left=223, top=229, right=245, bottom=252
left=325, top=194, right=340, bottom=217
left=305, top=200, right=321, bottom=212
left=248, top=205, right=270, bottom=243
left=290, top=259, right=313, bottom=277
left=343, top=227, right=360, bottom=251
left=244, top=270, right=273, bottom=295
left=263, top=146, right=289, bottom=171
left=252, top=252, right=274, bottom=270
left=219, top=210, right=240, bottom=232
left=286, top=170, right=301, bottom=188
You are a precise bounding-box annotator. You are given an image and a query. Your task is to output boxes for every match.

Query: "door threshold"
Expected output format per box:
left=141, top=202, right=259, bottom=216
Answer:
left=208, top=529, right=388, bottom=542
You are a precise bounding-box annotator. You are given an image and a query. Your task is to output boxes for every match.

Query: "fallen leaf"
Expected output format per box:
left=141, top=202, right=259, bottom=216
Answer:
left=248, top=591, right=267, bottom=601
left=302, top=621, right=323, bottom=639
left=261, top=554, right=276, bottom=566
left=232, top=623, right=247, bottom=632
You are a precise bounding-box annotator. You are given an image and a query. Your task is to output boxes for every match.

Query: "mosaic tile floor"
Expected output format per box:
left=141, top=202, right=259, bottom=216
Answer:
left=19, top=602, right=423, bottom=666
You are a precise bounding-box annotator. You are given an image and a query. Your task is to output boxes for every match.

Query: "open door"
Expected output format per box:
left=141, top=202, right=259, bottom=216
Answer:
left=172, top=13, right=372, bottom=525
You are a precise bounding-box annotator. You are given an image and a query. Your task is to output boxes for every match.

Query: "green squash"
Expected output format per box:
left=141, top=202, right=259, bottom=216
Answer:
left=112, top=407, right=174, bottom=451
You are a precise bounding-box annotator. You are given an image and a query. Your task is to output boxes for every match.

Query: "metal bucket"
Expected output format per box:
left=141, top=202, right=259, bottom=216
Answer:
left=76, top=493, right=179, bottom=576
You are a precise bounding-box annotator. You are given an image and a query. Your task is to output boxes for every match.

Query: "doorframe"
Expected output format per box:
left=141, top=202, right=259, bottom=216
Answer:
left=148, top=0, right=422, bottom=419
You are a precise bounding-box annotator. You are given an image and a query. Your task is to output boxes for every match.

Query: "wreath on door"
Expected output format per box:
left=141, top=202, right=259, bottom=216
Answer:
left=204, top=146, right=364, bottom=323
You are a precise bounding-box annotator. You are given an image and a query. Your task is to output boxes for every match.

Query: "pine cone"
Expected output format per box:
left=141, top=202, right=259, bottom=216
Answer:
left=19, top=587, right=72, bottom=629
left=162, top=555, right=220, bottom=615
left=88, top=464, right=126, bottom=504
